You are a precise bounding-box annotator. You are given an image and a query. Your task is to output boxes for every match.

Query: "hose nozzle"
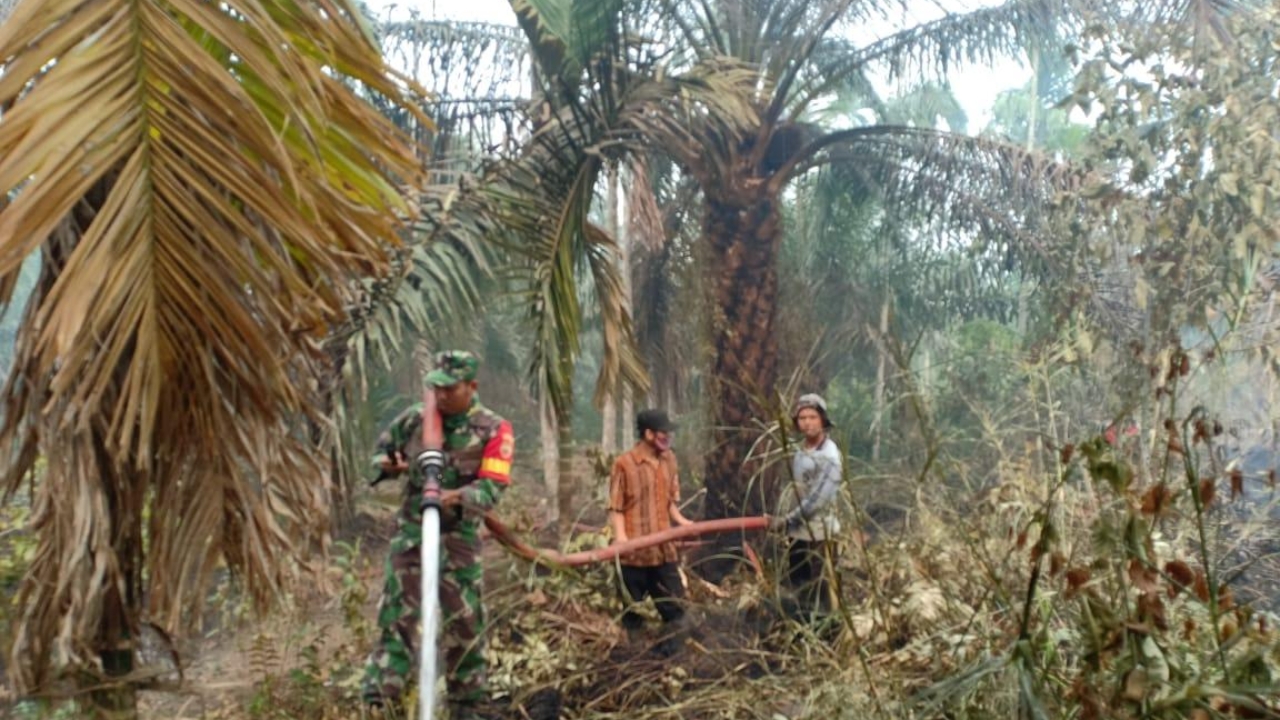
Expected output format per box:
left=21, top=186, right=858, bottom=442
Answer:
left=417, top=449, right=446, bottom=511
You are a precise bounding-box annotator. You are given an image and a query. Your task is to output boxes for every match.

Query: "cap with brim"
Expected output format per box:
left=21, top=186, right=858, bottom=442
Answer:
left=425, top=350, right=480, bottom=387
left=425, top=369, right=461, bottom=387
left=793, top=393, right=834, bottom=429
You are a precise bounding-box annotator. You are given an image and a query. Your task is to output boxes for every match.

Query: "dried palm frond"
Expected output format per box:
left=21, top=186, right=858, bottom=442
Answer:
left=0, top=0, right=427, bottom=692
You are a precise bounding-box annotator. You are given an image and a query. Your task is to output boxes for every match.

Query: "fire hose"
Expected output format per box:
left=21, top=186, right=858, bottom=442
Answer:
left=482, top=513, right=768, bottom=567
left=412, top=387, right=446, bottom=720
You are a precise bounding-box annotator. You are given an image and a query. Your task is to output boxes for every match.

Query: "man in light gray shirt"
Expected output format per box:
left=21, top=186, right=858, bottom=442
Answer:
left=771, top=393, right=843, bottom=623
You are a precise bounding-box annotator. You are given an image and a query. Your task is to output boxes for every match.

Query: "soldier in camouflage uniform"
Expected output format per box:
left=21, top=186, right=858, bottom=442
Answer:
left=362, top=351, right=515, bottom=720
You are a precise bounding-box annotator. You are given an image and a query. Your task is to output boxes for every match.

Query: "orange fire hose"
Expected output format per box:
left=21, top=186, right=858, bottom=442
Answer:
left=481, top=513, right=769, bottom=567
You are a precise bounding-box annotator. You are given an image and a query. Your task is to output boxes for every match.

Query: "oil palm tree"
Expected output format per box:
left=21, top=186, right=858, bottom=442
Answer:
left=499, top=0, right=1245, bottom=537
left=783, top=82, right=1037, bottom=457
left=0, top=0, right=428, bottom=713
left=493, top=0, right=760, bottom=527
left=493, top=0, right=1090, bottom=540
left=505, top=0, right=746, bottom=408
left=322, top=15, right=541, bottom=522
left=315, top=5, right=647, bottom=531
left=649, top=0, right=1092, bottom=530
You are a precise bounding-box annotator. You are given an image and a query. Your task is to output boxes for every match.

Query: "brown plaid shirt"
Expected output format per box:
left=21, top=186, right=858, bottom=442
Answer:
left=608, top=441, right=681, bottom=567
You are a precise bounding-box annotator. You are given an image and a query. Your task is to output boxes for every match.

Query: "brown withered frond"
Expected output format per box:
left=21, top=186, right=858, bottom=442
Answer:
left=0, top=0, right=427, bottom=692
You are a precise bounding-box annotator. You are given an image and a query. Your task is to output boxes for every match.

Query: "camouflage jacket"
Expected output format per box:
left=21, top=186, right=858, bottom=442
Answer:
left=373, top=396, right=514, bottom=513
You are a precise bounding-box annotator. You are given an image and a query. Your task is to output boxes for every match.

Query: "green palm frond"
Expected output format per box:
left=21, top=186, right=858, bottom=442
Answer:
left=803, top=0, right=1080, bottom=110
left=797, top=127, right=1087, bottom=281
left=798, top=46, right=887, bottom=126
left=884, top=82, right=970, bottom=133
left=488, top=0, right=762, bottom=414
left=663, top=0, right=863, bottom=67
left=492, top=129, right=644, bottom=415
left=1150, top=0, right=1256, bottom=42
left=0, top=0, right=427, bottom=691
left=333, top=180, right=502, bottom=365
left=659, top=0, right=862, bottom=120
left=503, top=156, right=597, bottom=416
left=510, top=0, right=577, bottom=81
left=511, top=0, right=626, bottom=93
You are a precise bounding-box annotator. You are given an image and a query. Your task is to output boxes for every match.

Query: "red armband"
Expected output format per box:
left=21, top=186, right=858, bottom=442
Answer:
left=479, top=420, right=514, bottom=484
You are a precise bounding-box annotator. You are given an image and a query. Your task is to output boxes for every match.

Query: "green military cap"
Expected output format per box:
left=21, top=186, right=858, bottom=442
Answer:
left=424, top=350, right=480, bottom=387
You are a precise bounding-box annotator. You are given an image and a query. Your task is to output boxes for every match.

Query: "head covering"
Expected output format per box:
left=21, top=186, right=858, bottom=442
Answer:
left=792, top=393, right=833, bottom=429
left=424, top=350, right=480, bottom=387
left=636, top=408, right=678, bottom=435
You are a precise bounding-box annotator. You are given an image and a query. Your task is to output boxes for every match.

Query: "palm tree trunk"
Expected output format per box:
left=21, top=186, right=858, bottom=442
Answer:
left=320, top=343, right=352, bottom=531
left=621, top=389, right=634, bottom=446
left=618, top=164, right=635, bottom=434
left=1026, top=45, right=1040, bottom=151
left=872, top=297, right=890, bottom=462
left=1138, top=306, right=1154, bottom=485
left=601, top=391, right=618, bottom=454
left=701, top=189, right=783, bottom=527
left=556, top=405, right=575, bottom=534
left=1016, top=47, right=1039, bottom=341
left=540, top=395, right=559, bottom=528
left=601, top=162, right=621, bottom=454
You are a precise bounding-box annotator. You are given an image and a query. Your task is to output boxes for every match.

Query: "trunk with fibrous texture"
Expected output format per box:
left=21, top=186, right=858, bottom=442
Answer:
left=556, top=404, right=575, bottom=534
left=618, top=164, right=634, bottom=436
left=91, top=429, right=142, bottom=720
left=601, top=162, right=621, bottom=453
left=872, top=297, right=890, bottom=462
left=601, top=388, right=618, bottom=454
left=540, top=394, right=560, bottom=528
left=700, top=185, right=783, bottom=575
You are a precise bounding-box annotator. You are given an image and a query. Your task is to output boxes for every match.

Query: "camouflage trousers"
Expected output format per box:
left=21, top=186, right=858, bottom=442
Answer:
left=362, top=491, right=487, bottom=708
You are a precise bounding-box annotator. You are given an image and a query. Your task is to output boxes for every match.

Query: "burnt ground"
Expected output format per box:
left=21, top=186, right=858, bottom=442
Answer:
left=110, top=491, right=808, bottom=720
left=0, top=489, right=898, bottom=720
left=478, top=602, right=796, bottom=720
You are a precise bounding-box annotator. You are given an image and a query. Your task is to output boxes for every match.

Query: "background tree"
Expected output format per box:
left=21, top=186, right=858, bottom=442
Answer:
left=1053, top=2, right=1280, bottom=486
left=495, top=0, right=759, bottom=530
left=643, top=0, right=1087, bottom=553
left=322, top=14, right=533, bottom=524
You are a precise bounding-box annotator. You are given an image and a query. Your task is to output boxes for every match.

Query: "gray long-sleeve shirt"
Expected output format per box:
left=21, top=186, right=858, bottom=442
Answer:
left=779, top=436, right=843, bottom=541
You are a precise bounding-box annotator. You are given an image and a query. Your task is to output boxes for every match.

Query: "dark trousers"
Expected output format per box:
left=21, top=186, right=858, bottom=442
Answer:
left=786, top=539, right=835, bottom=617
left=618, top=562, right=685, bottom=630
